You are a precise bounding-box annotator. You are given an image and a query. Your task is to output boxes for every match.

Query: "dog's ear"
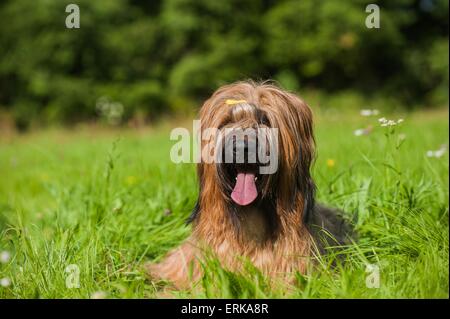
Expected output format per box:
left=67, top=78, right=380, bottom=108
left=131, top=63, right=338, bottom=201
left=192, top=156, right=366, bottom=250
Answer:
left=302, top=177, right=316, bottom=223
left=186, top=167, right=203, bottom=224
left=293, top=97, right=316, bottom=223
left=258, top=85, right=316, bottom=219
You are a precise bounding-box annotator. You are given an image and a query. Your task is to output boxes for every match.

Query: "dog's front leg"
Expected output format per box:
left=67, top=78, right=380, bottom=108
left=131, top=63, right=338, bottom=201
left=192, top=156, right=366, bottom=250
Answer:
left=145, top=237, right=201, bottom=289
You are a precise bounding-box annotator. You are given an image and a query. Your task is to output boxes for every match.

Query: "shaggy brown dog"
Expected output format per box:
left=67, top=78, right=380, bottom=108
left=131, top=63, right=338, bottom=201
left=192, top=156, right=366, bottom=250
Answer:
left=146, top=81, right=352, bottom=289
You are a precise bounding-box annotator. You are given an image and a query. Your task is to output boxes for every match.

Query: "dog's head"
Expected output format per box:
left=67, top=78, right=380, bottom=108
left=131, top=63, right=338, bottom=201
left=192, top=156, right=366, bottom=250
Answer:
left=190, top=81, right=316, bottom=226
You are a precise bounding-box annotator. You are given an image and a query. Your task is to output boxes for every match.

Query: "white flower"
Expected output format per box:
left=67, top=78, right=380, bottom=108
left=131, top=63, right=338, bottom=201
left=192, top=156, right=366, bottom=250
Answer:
left=0, top=251, right=11, bottom=264
left=354, top=125, right=373, bottom=136
left=435, top=149, right=446, bottom=158
left=360, top=109, right=379, bottom=116
left=0, top=277, right=11, bottom=287
left=378, top=117, right=404, bottom=127
left=426, top=145, right=447, bottom=158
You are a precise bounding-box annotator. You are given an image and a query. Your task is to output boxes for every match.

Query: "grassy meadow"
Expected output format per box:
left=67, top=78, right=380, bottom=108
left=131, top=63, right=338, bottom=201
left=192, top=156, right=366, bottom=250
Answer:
left=0, top=108, right=448, bottom=298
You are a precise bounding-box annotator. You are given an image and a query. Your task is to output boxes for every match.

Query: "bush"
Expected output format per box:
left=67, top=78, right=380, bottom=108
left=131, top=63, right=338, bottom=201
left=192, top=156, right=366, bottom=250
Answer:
left=0, top=0, right=448, bottom=129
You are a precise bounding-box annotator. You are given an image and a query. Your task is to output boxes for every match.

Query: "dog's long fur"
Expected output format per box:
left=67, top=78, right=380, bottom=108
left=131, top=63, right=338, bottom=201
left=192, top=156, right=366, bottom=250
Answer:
left=146, top=81, right=352, bottom=288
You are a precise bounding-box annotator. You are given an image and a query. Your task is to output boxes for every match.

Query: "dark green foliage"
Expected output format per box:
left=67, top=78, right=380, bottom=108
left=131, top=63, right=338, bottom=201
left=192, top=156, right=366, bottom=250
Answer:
left=0, top=0, right=448, bottom=129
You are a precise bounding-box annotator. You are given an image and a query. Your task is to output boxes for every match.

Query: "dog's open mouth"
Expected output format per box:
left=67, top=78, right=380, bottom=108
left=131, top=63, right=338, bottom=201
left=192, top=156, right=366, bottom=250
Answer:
left=218, top=128, right=272, bottom=206
left=231, top=172, right=258, bottom=206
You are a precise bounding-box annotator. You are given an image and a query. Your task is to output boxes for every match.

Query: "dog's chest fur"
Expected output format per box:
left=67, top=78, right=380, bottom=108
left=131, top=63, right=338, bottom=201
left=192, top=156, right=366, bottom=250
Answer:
left=238, top=206, right=271, bottom=244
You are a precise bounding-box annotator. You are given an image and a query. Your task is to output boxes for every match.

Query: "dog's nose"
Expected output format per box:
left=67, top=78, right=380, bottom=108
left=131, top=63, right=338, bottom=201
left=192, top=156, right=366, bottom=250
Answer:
left=233, top=137, right=258, bottom=163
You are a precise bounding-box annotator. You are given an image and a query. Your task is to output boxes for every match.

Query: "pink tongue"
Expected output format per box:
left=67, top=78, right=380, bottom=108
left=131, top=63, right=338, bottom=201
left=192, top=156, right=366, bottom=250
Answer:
left=231, top=173, right=258, bottom=206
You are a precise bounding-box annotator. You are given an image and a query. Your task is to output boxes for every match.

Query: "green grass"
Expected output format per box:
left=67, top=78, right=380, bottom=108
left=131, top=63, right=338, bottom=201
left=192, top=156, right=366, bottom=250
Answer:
left=0, top=108, right=448, bottom=298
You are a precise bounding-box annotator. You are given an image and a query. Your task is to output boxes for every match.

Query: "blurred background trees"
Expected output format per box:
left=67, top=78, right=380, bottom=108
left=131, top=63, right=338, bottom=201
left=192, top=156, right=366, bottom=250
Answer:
left=0, top=0, right=448, bottom=129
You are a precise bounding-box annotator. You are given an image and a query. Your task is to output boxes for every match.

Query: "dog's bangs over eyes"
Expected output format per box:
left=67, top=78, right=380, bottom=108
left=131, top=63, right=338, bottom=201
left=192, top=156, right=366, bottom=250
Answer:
left=229, top=103, right=271, bottom=128
left=216, top=102, right=275, bottom=207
